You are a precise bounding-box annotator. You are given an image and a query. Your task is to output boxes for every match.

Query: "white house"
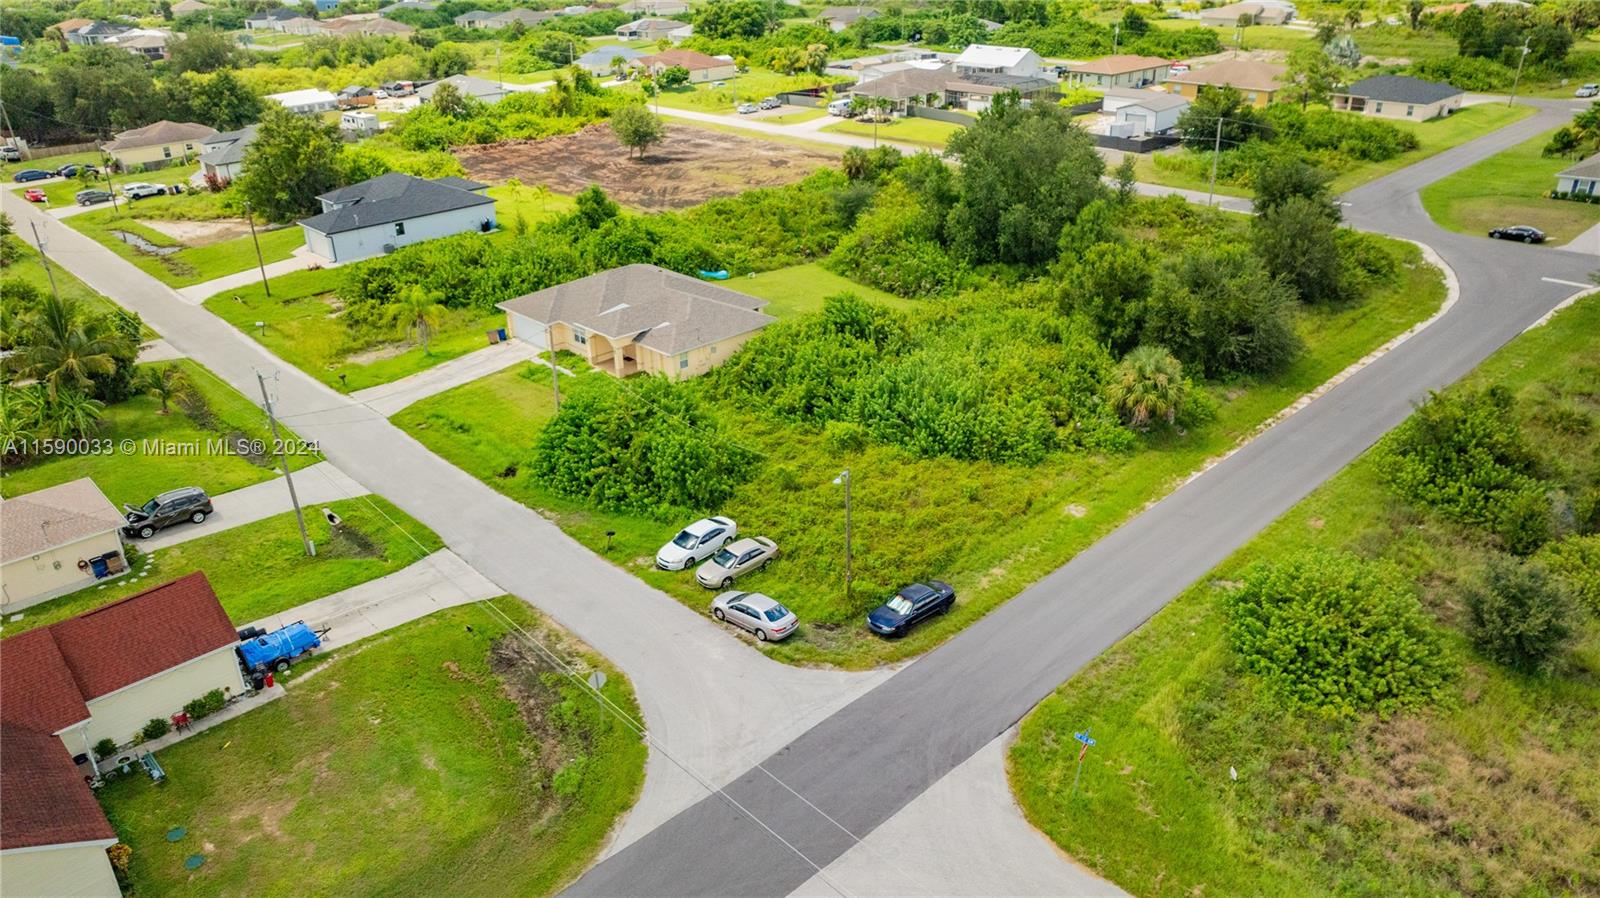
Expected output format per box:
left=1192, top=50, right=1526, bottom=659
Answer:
left=197, top=124, right=257, bottom=181
left=1555, top=155, right=1600, bottom=196
left=1106, top=89, right=1189, bottom=136
left=298, top=172, right=497, bottom=263
left=952, top=44, right=1043, bottom=79
left=0, top=478, right=127, bottom=612
left=266, top=88, right=340, bottom=115
left=340, top=110, right=380, bottom=137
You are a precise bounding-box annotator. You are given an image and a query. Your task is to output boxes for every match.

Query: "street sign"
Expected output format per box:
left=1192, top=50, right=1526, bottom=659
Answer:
left=1074, top=731, right=1097, bottom=747
left=1070, top=728, right=1096, bottom=796
left=587, top=670, right=607, bottom=691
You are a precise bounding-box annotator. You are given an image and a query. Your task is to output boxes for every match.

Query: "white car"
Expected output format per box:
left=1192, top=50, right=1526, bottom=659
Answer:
left=656, top=516, right=737, bottom=571
left=122, top=182, right=166, bottom=199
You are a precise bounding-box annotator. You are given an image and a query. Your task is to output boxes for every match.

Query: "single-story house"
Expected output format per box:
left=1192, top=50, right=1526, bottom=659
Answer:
left=48, top=17, right=95, bottom=39
left=198, top=124, right=257, bottom=181
left=244, top=6, right=312, bottom=31
left=945, top=70, right=1058, bottom=112
left=489, top=8, right=559, bottom=27
left=106, top=29, right=170, bottom=60
left=851, top=64, right=961, bottom=114
left=338, top=84, right=377, bottom=107
left=298, top=172, right=496, bottom=263
left=668, top=22, right=694, bottom=41
left=498, top=264, right=776, bottom=380
left=322, top=15, right=415, bottom=35
left=267, top=87, right=340, bottom=115
left=618, top=0, right=689, bottom=14
left=819, top=5, right=880, bottom=31
left=418, top=74, right=510, bottom=104
left=341, top=110, right=381, bottom=136
left=633, top=49, right=737, bottom=84
left=63, top=20, right=129, bottom=45
left=1555, top=155, right=1600, bottom=196
left=0, top=573, right=248, bottom=898
left=1064, top=54, right=1172, bottom=89
left=171, top=0, right=211, bottom=12
left=1105, top=88, right=1190, bottom=136
left=952, top=44, right=1043, bottom=78
left=1166, top=59, right=1286, bottom=107
left=0, top=479, right=127, bottom=612
left=1197, top=0, right=1297, bottom=26
left=1332, top=74, right=1463, bottom=120
left=453, top=9, right=499, bottom=26
left=102, top=119, right=216, bottom=170
left=616, top=17, right=683, bottom=41
left=576, top=45, right=646, bottom=75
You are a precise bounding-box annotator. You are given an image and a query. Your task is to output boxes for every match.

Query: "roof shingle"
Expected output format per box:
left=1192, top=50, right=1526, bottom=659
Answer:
left=298, top=172, right=495, bottom=236
left=0, top=478, right=124, bottom=564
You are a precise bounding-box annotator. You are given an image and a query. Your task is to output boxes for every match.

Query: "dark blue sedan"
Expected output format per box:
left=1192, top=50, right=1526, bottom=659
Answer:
left=11, top=169, right=51, bottom=183
left=867, top=580, right=955, bottom=637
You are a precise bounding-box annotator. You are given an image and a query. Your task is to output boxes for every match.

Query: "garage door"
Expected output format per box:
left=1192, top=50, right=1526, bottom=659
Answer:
left=508, top=313, right=548, bottom=348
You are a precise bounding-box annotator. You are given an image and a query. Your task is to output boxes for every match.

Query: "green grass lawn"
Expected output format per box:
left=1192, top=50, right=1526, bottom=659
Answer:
left=736, top=262, right=915, bottom=317
left=203, top=269, right=506, bottom=394
left=1421, top=126, right=1600, bottom=244
left=14, top=163, right=196, bottom=208
left=760, top=106, right=831, bottom=125
left=2, top=236, right=137, bottom=324
left=485, top=183, right=576, bottom=230
left=639, top=69, right=852, bottom=114
left=0, top=496, right=442, bottom=635
left=1137, top=103, right=1537, bottom=199
left=1144, top=18, right=1313, bottom=53
left=821, top=116, right=966, bottom=150
left=99, top=599, right=646, bottom=898
left=1009, top=295, right=1600, bottom=898
left=66, top=205, right=304, bottom=288
left=393, top=235, right=1446, bottom=668
left=0, top=359, right=316, bottom=504
left=2, top=150, right=104, bottom=181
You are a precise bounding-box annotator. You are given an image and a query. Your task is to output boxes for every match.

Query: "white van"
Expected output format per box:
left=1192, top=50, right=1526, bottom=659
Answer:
left=827, top=98, right=855, bottom=117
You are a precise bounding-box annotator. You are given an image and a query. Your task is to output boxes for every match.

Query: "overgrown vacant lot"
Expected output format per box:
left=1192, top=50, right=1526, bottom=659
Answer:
left=67, top=204, right=304, bottom=288
left=0, top=359, right=315, bottom=503
left=1422, top=127, right=1600, bottom=244
left=99, top=600, right=646, bottom=898
left=0, top=496, right=442, bottom=636
left=1010, top=297, right=1600, bottom=898
left=396, top=217, right=1446, bottom=668
left=455, top=123, right=838, bottom=210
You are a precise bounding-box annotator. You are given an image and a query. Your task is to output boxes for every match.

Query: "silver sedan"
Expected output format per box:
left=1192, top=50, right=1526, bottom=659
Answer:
left=695, top=537, right=778, bottom=589
left=711, top=591, right=798, bottom=641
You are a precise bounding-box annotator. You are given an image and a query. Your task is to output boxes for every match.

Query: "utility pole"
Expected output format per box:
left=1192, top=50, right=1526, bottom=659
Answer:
left=244, top=201, right=271, bottom=297
left=1508, top=37, right=1531, bottom=107
left=1207, top=115, right=1223, bottom=206
left=28, top=222, right=61, bottom=302
left=256, top=371, right=314, bottom=557
left=545, top=324, right=561, bottom=409
left=834, top=469, right=852, bottom=603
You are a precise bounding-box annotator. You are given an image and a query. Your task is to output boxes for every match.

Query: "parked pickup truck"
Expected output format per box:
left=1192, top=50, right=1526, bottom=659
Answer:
left=236, top=621, right=322, bottom=674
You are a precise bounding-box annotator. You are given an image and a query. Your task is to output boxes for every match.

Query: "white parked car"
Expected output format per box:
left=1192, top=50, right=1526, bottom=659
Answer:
left=656, top=516, right=737, bottom=571
left=121, top=182, right=166, bottom=199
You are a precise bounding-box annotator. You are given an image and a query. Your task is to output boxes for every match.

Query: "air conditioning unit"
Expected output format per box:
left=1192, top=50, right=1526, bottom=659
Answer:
left=382, top=243, right=396, bottom=254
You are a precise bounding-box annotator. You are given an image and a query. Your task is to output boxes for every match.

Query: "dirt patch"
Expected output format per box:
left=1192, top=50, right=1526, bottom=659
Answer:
left=455, top=123, right=837, bottom=211
left=344, top=342, right=408, bottom=365
left=137, top=217, right=256, bottom=246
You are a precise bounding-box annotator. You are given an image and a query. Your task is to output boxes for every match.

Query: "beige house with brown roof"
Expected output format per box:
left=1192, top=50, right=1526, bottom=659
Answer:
left=633, top=48, right=736, bottom=83
left=1, top=478, right=128, bottom=612
left=1064, top=54, right=1172, bottom=89
left=498, top=265, right=775, bottom=380
left=101, top=119, right=217, bottom=170
left=1166, top=59, right=1286, bottom=107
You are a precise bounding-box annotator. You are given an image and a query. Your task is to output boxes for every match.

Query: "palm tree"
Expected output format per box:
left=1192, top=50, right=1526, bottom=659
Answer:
left=1106, top=346, right=1189, bottom=429
left=391, top=286, right=447, bottom=354
left=5, top=294, right=130, bottom=400
left=46, top=390, right=105, bottom=439
left=140, top=364, right=194, bottom=415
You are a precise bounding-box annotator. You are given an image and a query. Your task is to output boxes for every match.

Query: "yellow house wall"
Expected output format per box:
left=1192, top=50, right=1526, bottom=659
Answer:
left=506, top=316, right=763, bottom=379
left=84, top=648, right=246, bottom=746
left=0, top=843, right=121, bottom=898
left=1170, top=82, right=1276, bottom=107
left=0, top=531, right=124, bottom=612
left=108, top=140, right=203, bottom=169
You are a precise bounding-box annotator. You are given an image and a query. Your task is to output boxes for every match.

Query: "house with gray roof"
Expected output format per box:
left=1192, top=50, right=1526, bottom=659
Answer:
left=418, top=73, right=509, bottom=104
left=198, top=124, right=257, bottom=181
left=576, top=44, right=646, bottom=75
left=298, top=172, right=496, bottom=263
left=1333, top=75, right=1463, bottom=120
left=498, top=264, right=775, bottom=379
left=1555, top=155, right=1600, bottom=197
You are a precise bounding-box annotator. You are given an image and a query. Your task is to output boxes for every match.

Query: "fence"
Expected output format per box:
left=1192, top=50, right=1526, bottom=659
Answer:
left=907, top=106, right=976, bottom=125
left=776, top=91, right=827, bottom=108
left=1092, top=132, right=1180, bottom=154
left=9, top=141, right=100, bottom=161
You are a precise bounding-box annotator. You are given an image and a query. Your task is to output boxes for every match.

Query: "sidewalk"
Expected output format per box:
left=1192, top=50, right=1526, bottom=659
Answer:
left=138, top=460, right=369, bottom=551
left=174, top=246, right=332, bottom=304
left=1561, top=219, right=1600, bottom=255
left=245, top=548, right=501, bottom=646
left=350, top=340, right=543, bottom=417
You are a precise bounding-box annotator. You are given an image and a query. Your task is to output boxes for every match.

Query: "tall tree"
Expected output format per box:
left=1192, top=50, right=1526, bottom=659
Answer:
left=168, top=26, right=240, bottom=74
left=1281, top=43, right=1345, bottom=108
left=1253, top=195, right=1345, bottom=304
left=236, top=104, right=344, bottom=222
left=1175, top=85, right=1269, bottom=150
left=609, top=103, right=666, bottom=158
left=4, top=294, right=130, bottom=400
left=694, top=0, right=772, bottom=39
left=46, top=46, right=161, bottom=134
left=944, top=92, right=1106, bottom=265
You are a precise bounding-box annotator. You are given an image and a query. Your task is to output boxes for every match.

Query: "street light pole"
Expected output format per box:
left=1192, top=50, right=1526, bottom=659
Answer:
left=1508, top=37, right=1531, bottom=108
left=256, top=370, right=314, bottom=557
left=243, top=201, right=271, bottom=297
left=28, top=221, right=61, bottom=302
left=834, top=469, right=852, bottom=603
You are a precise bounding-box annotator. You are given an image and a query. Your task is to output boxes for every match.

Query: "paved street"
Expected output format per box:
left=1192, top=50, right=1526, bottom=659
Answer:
left=565, top=103, right=1599, bottom=897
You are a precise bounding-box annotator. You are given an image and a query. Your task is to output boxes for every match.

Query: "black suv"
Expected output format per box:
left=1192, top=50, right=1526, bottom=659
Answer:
left=123, top=487, right=213, bottom=538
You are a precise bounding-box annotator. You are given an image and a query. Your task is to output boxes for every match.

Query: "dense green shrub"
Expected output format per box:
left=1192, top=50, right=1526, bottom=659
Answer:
left=183, top=688, right=228, bottom=720
left=1143, top=243, right=1302, bottom=378
left=1462, top=557, right=1577, bottom=673
left=1253, top=195, right=1346, bottom=305
left=827, top=182, right=964, bottom=297
left=1263, top=104, right=1419, bottom=163
left=1538, top=534, right=1600, bottom=614
left=530, top=375, right=755, bottom=515
left=666, top=170, right=851, bottom=273
left=1225, top=551, right=1454, bottom=717
left=1378, top=386, right=1551, bottom=552
left=141, top=717, right=171, bottom=741
left=1407, top=52, right=1515, bottom=91
left=94, top=738, right=118, bottom=760
left=1059, top=241, right=1157, bottom=355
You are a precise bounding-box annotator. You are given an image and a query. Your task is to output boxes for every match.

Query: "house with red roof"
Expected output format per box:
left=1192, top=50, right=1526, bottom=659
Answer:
left=0, top=572, right=247, bottom=898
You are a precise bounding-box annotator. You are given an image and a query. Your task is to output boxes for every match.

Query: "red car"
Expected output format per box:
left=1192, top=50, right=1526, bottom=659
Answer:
left=23, top=188, right=46, bottom=203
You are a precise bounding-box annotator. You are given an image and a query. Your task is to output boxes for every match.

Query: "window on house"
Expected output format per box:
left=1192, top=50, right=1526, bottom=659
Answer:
left=678, top=354, right=689, bottom=369
left=163, top=146, right=173, bottom=158
left=1406, top=105, right=1414, bottom=116
left=572, top=327, right=587, bottom=345
left=394, top=221, right=405, bottom=236
left=1247, top=92, right=1258, bottom=103
left=1374, top=101, right=1383, bottom=113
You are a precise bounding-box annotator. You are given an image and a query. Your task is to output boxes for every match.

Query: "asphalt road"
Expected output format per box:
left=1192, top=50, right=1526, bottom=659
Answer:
left=566, top=102, right=1599, bottom=897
